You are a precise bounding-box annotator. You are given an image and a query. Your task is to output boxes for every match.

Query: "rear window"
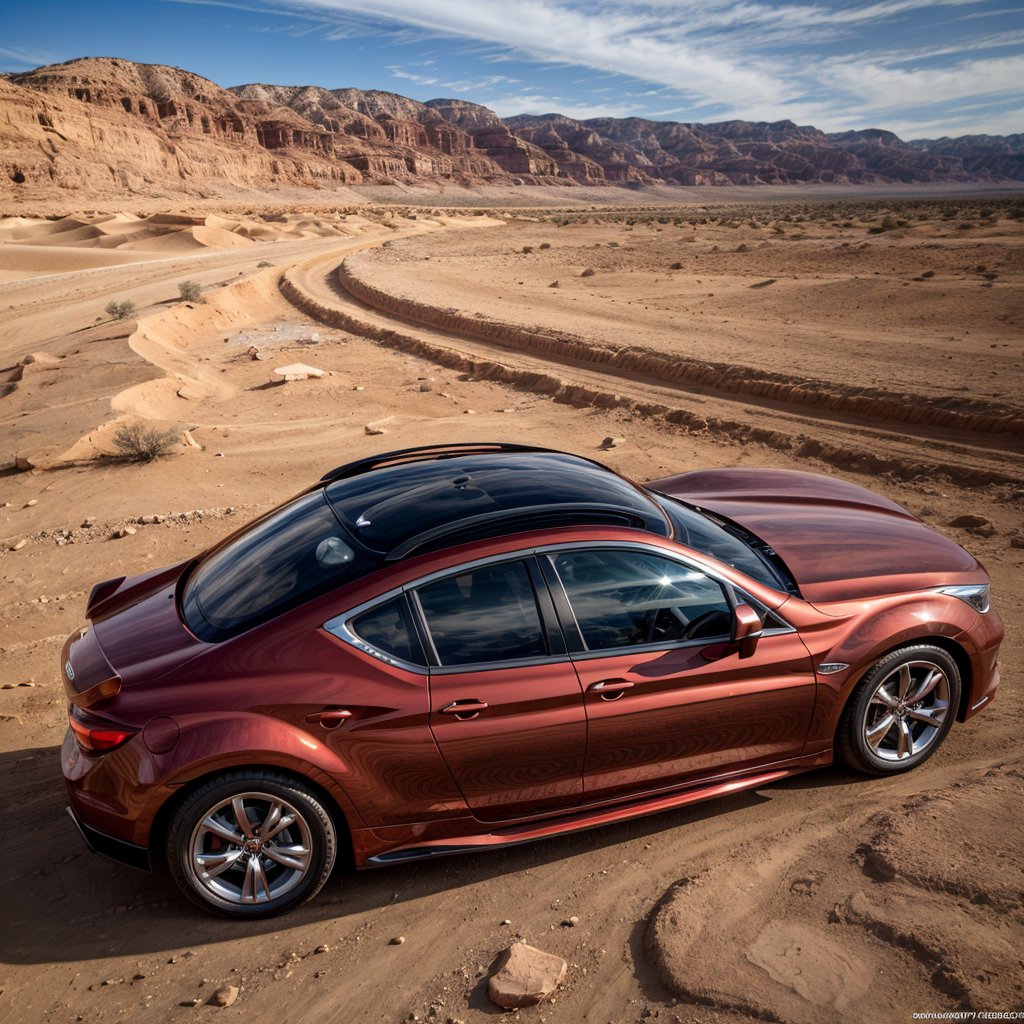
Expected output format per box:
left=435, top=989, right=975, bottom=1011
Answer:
left=416, top=560, right=548, bottom=667
left=181, top=491, right=369, bottom=642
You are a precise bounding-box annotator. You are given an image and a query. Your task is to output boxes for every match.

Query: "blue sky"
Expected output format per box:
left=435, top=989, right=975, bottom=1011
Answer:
left=3, top=0, right=1022, bottom=137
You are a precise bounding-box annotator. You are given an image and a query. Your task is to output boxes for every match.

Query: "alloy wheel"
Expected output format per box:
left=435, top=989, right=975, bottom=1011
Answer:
left=862, top=659, right=951, bottom=763
left=188, top=791, right=314, bottom=906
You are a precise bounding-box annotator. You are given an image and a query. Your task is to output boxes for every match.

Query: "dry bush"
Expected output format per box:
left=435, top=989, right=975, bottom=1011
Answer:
left=111, top=421, right=180, bottom=463
left=177, top=280, right=202, bottom=302
left=105, top=299, right=135, bottom=320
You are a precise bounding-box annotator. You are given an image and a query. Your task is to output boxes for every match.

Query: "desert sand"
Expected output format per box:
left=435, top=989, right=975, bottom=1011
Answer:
left=1, top=195, right=1022, bottom=1023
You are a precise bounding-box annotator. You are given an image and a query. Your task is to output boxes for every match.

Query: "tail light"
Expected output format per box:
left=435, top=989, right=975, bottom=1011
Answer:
left=68, top=707, right=135, bottom=753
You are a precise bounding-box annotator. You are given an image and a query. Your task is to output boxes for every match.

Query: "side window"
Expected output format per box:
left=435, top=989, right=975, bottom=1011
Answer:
left=550, top=549, right=732, bottom=651
left=350, top=597, right=426, bottom=667
left=416, top=560, right=548, bottom=667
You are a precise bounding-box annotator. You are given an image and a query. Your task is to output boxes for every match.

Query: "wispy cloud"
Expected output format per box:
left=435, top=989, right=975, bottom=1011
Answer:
left=485, top=91, right=637, bottom=119
left=164, top=0, right=1024, bottom=135
left=387, top=65, right=518, bottom=93
left=0, top=44, right=55, bottom=66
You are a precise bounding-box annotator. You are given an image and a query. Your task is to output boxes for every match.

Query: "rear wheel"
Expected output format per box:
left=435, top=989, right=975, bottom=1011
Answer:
left=837, top=645, right=960, bottom=775
left=167, top=771, right=337, bottom=918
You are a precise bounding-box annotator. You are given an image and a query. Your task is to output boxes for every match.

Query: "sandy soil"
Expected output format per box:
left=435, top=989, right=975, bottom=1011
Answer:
left=0, top=197, right=1021, bottom=1024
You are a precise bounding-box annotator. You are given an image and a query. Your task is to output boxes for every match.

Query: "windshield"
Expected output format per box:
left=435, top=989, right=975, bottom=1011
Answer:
left=652, top=493, right=793, bottom=593
left=181, top=490, right=370, bottom=642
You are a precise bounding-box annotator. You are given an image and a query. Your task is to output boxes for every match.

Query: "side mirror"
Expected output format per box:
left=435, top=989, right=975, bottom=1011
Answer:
left=732, top=603, right=763, bottom=659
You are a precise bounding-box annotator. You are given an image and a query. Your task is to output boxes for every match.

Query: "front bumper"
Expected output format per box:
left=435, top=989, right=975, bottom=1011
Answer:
left=66, top=804, right=150, bottom=871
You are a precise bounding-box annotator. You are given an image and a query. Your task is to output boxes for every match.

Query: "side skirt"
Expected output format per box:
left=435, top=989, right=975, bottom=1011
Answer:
left=356, top=764, right=815, bottom=867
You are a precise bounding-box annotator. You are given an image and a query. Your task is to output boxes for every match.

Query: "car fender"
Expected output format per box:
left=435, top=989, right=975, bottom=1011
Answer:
left=800, top=593, right=977, bottom=753
left=143, top=711, right=368, bottom=835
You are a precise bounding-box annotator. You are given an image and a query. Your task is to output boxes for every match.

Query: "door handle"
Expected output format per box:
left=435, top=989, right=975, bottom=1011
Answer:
left=440, top=699, right=489, bottom=719
left=588, top=679, right=634, bottom=701
left=305, top=708, right=353, bottom=729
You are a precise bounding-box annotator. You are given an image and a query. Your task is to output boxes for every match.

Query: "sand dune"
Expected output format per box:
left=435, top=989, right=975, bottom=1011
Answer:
left=0, top=243, right=163, bottom=278
left=0, top=209, right=383, bottom=278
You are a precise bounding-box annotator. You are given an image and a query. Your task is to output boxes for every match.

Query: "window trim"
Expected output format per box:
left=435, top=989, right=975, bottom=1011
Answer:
left=322, top=542, right=794, bottom=674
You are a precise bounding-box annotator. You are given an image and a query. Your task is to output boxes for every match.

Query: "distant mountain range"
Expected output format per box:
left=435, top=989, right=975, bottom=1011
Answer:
left=2, top=57, right=1022, bottom=204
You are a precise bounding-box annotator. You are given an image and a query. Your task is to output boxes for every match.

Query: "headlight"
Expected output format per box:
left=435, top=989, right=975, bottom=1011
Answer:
left=938, top=584, right=990, bottom=613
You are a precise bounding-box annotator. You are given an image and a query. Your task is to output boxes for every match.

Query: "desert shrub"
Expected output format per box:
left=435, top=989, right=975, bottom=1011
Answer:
left=105, top=299, right=135, bottom=320
left=257, top=259, right=272, bottom=268
left=112, top=421, right=179, bottom=463
left=539, top=242, right=551, bottom=250
left=580, top=267, right=596, bottom=277
left=670, top=261, right=684, bottom=270
left=178, top=280, right=202, bottom=302
left=521, top=246, right=534, bottom=254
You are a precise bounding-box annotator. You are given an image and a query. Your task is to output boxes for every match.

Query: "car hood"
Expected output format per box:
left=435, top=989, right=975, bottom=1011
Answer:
left=647, top=468, right=980, bottom=603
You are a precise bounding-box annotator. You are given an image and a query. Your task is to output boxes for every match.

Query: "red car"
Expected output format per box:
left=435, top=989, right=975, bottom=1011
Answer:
left=61, top=443, right=1002, bottom=917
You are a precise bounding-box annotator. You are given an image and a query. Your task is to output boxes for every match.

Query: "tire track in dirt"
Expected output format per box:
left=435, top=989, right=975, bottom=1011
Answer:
left=280, top=251, right=1024, bottom=488
left=338, top=255, right=1024, bottom=441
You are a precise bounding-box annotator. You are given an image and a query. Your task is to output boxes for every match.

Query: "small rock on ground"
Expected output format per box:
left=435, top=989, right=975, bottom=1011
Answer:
left=949, top=514, right=990, bottom=529
left=207, top=985, right=239, bottom=1007
left=488, top=942, right=567, bottom=1009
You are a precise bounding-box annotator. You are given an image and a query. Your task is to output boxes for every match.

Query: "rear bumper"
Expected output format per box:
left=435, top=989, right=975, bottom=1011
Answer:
left=66, top=804, right=150, bottom=872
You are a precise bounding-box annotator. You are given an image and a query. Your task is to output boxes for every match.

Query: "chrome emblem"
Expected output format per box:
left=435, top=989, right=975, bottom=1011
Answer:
left=65, top=660, right=75, bottom=681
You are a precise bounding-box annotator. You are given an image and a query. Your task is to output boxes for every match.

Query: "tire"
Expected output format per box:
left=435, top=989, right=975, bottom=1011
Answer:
left=166, top=770, right=337, bottom=918
left=837, top=644, right=960, bottom=776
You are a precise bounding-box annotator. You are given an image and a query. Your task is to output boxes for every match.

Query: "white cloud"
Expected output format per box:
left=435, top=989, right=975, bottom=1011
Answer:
left=485, top=91, right=637, bottom=119
left=169, top=0, right=1023, bottom=135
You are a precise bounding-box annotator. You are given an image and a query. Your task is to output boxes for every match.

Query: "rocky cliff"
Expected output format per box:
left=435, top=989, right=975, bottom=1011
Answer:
left=2, top=56, right=1021, bottom=207
left=506, top=114, right=1022, bottom=186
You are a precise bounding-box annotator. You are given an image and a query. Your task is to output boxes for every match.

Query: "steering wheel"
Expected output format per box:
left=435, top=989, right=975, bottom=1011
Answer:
left=681, top=609, right=732, bottom=641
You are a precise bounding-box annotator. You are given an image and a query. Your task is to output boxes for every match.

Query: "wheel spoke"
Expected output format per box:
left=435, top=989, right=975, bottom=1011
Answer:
left=200, top=815, right=245, bottom=846
left=195, top=850, right=244, bottom=879
left=907, top=705, right=946, bottom=727
left=897, top=720, right=914, bottom=758
left=232, top=797, right=254, bottom=838
left=263, top=812, right=298, bottom=841
left=260, top=800, right=283, bottom=836
left=896, top=665, right=913, bottom=700
left=251, top=857, right=272, bottom=902
left=908, top=669, right=943, bottom=703
left=866, top=714, right=895, bottom=750
left=240, top=857, right=256, bottom=903
left=870, top=685, right=897, bottom=709
left=262, top=844, right=310, bottom=872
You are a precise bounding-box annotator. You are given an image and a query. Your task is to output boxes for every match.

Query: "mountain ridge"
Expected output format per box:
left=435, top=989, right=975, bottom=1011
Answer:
left=2, top=56, right=1021, bottom=204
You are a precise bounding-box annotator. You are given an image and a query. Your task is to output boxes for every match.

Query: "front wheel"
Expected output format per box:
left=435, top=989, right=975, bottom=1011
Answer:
left=837, top=645, right=960, bottom=775
left=166, top=771, right=337, bottom=918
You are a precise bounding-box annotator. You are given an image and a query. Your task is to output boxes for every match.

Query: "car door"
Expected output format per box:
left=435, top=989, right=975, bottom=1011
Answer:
left=541, top=545, right=816, bottom=803
left=414, top=556, right=588, bottom=823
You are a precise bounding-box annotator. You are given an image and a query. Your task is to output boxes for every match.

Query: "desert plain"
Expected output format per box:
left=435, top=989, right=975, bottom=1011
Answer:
left=1, top=188, right=1023, bottom=1023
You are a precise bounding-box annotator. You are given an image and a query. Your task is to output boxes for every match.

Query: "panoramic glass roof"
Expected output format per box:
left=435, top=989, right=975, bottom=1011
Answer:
left=324, top=450, right=669, bottom=553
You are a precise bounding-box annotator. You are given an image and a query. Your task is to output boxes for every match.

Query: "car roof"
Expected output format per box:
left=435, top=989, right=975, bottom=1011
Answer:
left=322, top=444, right=670, bottom=560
